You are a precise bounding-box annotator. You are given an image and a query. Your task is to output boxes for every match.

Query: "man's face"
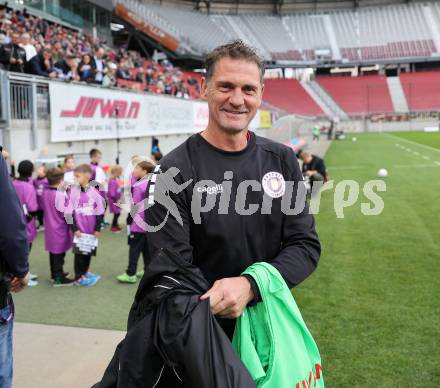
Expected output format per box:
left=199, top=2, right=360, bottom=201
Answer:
left=301, top=153, right=312, bottom=164
left=68, top=58, right=77, bottom=69
left=21, top=34, right=30, bottom=45
left=201, top=57, right=263, bottom=134
left=96, top=48, right=104, bottom=59
left=11, top=33, right=20, bottom=45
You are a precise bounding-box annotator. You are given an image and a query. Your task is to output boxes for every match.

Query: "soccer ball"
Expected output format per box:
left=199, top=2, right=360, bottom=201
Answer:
left=377, top=168, right=388, bottom=177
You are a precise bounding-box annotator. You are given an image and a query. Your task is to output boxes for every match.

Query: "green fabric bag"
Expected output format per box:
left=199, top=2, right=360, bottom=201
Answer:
left=232, top=262, right=324, bottom=388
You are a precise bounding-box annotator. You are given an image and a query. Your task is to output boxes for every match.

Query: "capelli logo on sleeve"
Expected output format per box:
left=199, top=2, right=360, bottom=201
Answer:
left=196, top=184, right=224, bottom=195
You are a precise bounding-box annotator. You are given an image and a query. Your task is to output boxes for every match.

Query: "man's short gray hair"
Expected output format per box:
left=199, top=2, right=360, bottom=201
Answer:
left=204, top=39, right=265, bottom=83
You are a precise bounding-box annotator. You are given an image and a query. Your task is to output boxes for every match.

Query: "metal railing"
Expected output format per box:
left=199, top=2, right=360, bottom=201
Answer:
left=1, top=71, right=51, bottom=150
left=8, top=75, right=50, bottom=121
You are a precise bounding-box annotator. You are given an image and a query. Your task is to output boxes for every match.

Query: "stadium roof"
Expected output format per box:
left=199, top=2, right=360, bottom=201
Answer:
left=143, top=0, right=418, bottom=14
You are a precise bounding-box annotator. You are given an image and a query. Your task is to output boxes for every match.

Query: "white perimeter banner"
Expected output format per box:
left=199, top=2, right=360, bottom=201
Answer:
left=50, top=82, right=195, bottom=142
left=50, top=82, right=267, bottom=142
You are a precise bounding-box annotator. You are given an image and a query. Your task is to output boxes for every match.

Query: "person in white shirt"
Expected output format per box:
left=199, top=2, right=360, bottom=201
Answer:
left=63, top=155, right=75, bottom=184
left=20, top=33, right=36, bottom=62
left=92, top=47, right=106, bottom=84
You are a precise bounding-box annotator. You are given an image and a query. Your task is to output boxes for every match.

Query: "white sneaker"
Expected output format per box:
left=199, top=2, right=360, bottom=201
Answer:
left=28, top=279, right=38, bottom=287
left=30, top=273, right=38, bottom=280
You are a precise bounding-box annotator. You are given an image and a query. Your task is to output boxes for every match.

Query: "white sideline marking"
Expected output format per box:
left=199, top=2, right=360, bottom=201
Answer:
left=386, top=133, right=440, bottom=154
left=327, top=165, right=367, bottom=170
left=394, top=140, right=436, bottom=165
left=394, top=163, right=440, bottom=168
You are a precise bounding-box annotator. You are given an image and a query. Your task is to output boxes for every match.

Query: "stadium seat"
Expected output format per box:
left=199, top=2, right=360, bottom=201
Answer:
left=400, top=71, right=440, bottom=111
left=317, top=75, right=394, bottom=115
left=263, top=79, right=324, bottom=116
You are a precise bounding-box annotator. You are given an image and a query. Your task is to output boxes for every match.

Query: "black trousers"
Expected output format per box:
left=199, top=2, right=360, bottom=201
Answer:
left=49, top=252, right=65, bottom=280
left=74, top=254, right=91, bottom=279
left=127, top=233, right=150, bottom=276
left=36, top=209, right=44, bottom=227
left=111, top=213, right=120, bottom=228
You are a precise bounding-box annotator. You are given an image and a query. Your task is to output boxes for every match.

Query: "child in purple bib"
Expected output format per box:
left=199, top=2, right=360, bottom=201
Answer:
left=42, top=168, right=75, bottom=286
left=33, top=164, right=48, bottom=229
left=108, top=165, right=123, bottom=233
left=116, top=160, right=155, bottom=284
left=70, top=164, right=105, bottom=286
left=13, top=160, right=39, bottom=285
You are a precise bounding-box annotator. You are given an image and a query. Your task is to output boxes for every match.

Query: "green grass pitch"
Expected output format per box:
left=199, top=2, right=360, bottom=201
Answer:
left=13, top=131, right=440, bottom=386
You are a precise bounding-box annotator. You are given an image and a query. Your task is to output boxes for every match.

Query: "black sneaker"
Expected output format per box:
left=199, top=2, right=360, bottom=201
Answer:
left=53, top=277, right=75, bottom=287
left=51, top=273, right=71, bottom=283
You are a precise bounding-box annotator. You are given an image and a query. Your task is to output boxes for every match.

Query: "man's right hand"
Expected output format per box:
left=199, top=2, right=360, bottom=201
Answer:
left=10, top=273, right=30, bottom=293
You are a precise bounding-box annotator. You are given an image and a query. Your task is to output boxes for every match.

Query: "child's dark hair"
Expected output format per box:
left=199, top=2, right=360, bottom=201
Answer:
left=47, top=167, right=64, bottom=186
left=74, top=164, right=92, bottom=175
left=64, top=154, right=74, bottom=163
left=137, top=160, right=155, bottom=174
left=152, top=151, right=163, bottom=162
left=17, top=160, right=34, bottom=178
left=89, top=148, right=102, bottom=158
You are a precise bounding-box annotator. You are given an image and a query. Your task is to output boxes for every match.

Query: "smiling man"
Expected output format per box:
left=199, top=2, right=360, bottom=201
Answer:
left=145, top=40, right=321, bottom=386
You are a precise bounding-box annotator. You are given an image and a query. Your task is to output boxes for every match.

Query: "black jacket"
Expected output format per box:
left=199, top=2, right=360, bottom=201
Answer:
left=26, top=53, right=54, bottom=77
left=0, top=43, right=26, bottom=72
left=54, top=59, right=70, bottom=76
left=302, top=154, right=328, bottom=180
left=78, top=61, right=95, bottom=83
left=0, top=147, right=29, bottom=277
left=94, top=248, right=256, bottom=388
left=145, top=132, right=321, bottom=289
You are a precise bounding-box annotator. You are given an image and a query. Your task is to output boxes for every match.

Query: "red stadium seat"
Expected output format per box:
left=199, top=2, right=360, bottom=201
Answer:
left=263, top=79, right=324, bottom=116
left=400, top=71, right=440, bottom=111
left=317, top=75, right=394, bottom=115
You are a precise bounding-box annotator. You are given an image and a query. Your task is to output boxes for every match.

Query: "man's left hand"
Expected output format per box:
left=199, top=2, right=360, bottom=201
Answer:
left=10, top=272, right=30, bottom=293
left=200, top=276, right=254, bottom=319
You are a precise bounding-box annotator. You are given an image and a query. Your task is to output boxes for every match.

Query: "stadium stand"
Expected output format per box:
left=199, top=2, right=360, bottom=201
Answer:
left=316, top=75, right=394, bottom=115
left=263, top=79, right=324, bottom=116
left=115, top=1, right=440, bottom=63
left=2, top=1, right=440, bottom=117
left=0, top=4, right=199, bottom=98
left=400, top=71, right=440, bottom=112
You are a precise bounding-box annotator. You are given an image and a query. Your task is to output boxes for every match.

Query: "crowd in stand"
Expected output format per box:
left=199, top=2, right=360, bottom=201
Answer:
left=0, top=4, right=200, bottom=98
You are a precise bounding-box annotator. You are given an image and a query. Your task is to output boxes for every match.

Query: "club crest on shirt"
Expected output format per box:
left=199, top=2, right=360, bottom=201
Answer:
left=262, top=171, right=286, bottom=198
